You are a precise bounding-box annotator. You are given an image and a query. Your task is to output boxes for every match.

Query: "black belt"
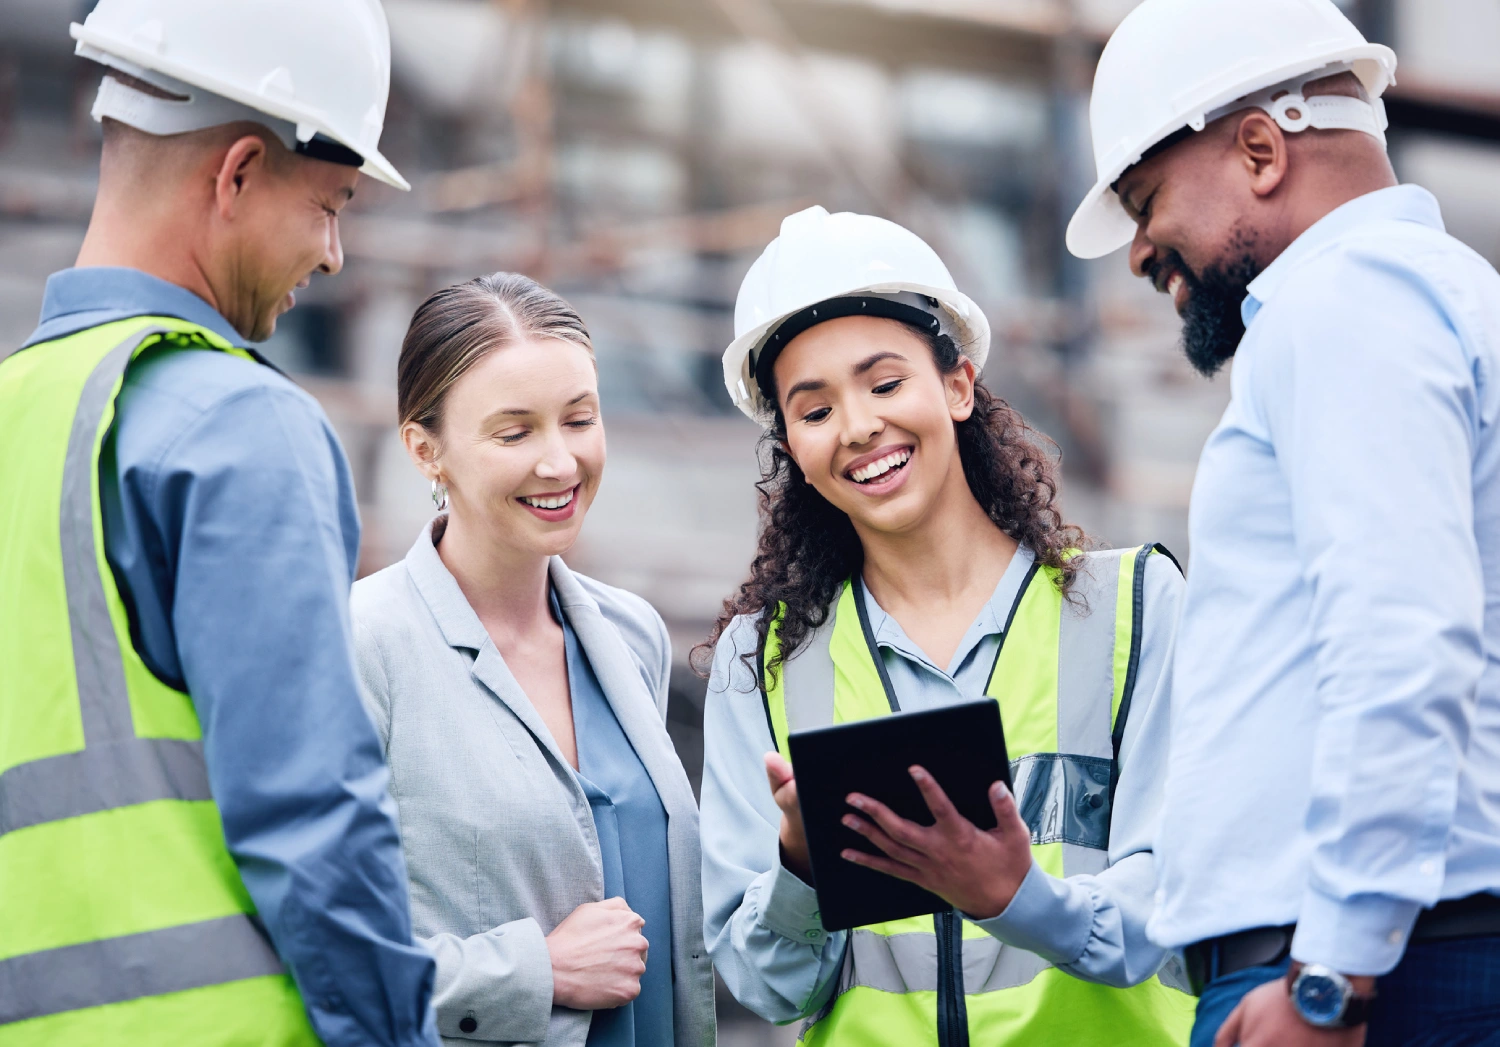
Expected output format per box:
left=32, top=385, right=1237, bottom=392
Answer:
left=1183, top=893, right=1500, bottom=996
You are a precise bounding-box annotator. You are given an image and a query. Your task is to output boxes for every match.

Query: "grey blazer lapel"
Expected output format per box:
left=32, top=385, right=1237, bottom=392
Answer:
left=549, top=558, right=696, bottom=816
left=469, top=646, right=578, bottom=774
left=403, top=519, right=574, bottom=772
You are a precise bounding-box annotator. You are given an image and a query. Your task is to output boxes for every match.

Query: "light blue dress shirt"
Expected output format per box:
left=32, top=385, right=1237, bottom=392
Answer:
left=701, top=544, right=1185, bottom=1022
left=1148, top=186, right=1500, bottom=977
left=21, top=267, right=440, bottom=1047
left=554, top=593, right=675, bottom=1047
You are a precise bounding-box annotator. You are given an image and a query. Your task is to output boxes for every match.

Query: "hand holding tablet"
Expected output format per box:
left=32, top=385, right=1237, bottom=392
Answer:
left=784, top=699, right=1021, bottom=931
left=841, top=764, right=1032, bottom=921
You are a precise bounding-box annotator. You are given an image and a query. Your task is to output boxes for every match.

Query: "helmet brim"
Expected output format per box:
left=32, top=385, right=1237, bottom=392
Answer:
left=360, top=149, right=410, bottom=191
left=1066, top=180, right=1139, bottom=260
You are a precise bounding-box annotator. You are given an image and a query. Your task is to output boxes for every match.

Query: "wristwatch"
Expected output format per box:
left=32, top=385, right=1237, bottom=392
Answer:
left=1287, top=963, right=1376, bottom=1029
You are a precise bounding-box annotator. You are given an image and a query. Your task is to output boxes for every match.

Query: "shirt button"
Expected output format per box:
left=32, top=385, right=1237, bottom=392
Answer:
left=459, top=1014, right=478, bottom=1034
left=1387, top=929, right=1403, bottom=946
left=1420, top=860, right=1437, bottom=876
left=805, top=930, right=822, bottom=941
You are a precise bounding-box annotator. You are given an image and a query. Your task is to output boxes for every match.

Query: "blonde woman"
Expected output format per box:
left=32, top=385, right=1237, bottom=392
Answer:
left=352, top=273, right=715, bottom=1046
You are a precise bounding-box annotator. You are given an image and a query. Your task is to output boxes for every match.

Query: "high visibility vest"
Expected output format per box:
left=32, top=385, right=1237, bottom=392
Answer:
left=762, top=547, right=1196, bottom=1047
left=0, top=318, right=321, bottom=1045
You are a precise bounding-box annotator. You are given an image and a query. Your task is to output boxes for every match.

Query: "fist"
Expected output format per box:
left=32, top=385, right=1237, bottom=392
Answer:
left=546, top=897, right=648, bottom=1011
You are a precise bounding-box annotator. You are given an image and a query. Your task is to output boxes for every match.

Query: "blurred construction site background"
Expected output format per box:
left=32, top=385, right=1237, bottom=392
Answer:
left=4, top=0, right=1499, bottom=1040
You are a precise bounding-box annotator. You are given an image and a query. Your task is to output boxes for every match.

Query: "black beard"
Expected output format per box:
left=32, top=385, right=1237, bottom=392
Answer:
left=1153, top=247, right=1263, bottom=378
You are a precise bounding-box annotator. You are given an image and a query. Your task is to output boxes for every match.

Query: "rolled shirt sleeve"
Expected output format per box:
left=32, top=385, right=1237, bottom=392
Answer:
left=973, top=552, right=1183, bottom=989
left=700, top=614, right=846, bottom=1024
left=110, top=358, right=440, bottom=1045
left=1258, top=247, right=1487, bottom=975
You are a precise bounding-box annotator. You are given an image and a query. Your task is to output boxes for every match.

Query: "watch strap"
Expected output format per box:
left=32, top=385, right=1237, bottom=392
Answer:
left=1340, top=991, right=1376, bottom=1028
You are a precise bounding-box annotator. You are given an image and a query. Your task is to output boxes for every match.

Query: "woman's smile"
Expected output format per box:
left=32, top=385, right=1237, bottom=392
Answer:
left=518, top=484, right=579, bottom=522
left=843, top=445, right=915, bottom=497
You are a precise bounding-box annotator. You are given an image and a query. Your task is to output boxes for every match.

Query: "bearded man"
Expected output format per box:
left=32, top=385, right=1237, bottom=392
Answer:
left=1069, top=2, right=1500, bottom=1046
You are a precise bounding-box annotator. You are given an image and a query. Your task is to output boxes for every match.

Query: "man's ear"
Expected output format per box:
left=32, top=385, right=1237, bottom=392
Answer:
left=1234, top=111, right=1289, bottom=200
left=946, top=356, right=977, bottom=422
left=212, top=134, right=270, bottom=219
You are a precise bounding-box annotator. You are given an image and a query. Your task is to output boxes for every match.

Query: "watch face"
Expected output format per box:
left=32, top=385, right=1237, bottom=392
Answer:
left=1294, top=972, right=1346, bottom=1027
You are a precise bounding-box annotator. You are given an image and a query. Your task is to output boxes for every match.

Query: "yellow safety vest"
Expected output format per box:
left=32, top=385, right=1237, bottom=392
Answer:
left=0, top=318, right=321, bottom=1044
left=762, top=547, right=1195, bottom=1046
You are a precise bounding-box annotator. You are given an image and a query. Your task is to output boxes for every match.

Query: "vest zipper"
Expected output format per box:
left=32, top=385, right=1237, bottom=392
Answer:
left=934, top=910, right=969, bottom=1047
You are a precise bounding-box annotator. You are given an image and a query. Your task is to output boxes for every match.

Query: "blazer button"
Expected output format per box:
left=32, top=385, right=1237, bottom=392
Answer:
left=459, top=1014, right=478, bottom=1034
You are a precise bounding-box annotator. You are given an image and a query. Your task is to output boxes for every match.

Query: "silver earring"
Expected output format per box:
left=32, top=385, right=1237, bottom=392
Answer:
left=431, top=477, right=448, bottom=511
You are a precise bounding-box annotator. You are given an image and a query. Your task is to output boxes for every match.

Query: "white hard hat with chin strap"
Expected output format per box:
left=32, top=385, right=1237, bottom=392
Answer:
left=72, top=0, right=409, bottom=190
left=1067, top=0, right=1397, bottom=260
left=723, top=206, right=991, bottom=426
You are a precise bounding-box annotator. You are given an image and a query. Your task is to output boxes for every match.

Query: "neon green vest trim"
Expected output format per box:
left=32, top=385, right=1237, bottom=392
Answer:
left=0, top=318, right=320, bottom=1044
left=762, top=550, right=1194, bottom=1047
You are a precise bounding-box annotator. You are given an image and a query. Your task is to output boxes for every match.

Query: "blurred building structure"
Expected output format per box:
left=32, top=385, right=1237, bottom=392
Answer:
left=4, top=0, right=1500, bottom=1039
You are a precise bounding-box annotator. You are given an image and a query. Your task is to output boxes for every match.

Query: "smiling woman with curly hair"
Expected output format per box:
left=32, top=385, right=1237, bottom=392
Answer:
left=696, top=206, right=1194, bottom=1047
left=701, top=321, right=1085, bottom=689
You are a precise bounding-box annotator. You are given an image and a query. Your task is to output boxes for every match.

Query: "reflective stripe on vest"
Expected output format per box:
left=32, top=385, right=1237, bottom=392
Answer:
left=0, top=320, right=315, bottom=1041
left=0, top=326, right=215, bottom=837
left=761, top=548, right=1194, bottom=1047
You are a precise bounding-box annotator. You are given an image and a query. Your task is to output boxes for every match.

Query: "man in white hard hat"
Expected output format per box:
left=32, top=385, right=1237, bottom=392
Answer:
left=1069, top=1, right=1500, bottom=1046
left=0, top=2, right=439, bottom=1044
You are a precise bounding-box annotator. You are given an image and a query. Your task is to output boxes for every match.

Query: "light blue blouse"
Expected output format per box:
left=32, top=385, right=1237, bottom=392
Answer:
left=554, top=592, right=674, bottom=1047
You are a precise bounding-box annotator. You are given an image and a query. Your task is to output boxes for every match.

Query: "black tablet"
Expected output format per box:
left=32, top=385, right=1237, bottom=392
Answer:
left=787, top=698, right=1012, bottom=932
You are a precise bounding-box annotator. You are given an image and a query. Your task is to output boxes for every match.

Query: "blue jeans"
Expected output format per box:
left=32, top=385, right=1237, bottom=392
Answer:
left=1191, top=938, right=1500, bottom=1047
left=1190, top=959, right=1289, bottom=1047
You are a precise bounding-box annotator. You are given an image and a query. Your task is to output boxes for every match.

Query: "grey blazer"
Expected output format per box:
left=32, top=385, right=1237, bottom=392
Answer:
left=351, top=520, right=715, bottom=1047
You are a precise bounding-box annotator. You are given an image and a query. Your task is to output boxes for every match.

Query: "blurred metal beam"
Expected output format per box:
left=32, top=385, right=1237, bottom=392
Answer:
left=1386, top=82, right=1500, bottom=145
left=818, top=0, right=1067, bottom=36
left=550, top=0, right=1053, bottom=79
left=339, top=198, right=811, bottom=278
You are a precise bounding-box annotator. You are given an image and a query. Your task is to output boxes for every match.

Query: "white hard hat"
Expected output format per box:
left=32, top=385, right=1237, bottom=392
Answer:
left=1066, top=0, right=1396, bottom=259
left=723, top=206, right=990, bottom=425
left=71, top=0, right=408, bottom=191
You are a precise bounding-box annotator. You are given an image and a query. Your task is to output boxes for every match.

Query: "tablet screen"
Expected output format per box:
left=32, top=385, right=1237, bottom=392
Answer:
left=788, top=698, right=1011, bottom=931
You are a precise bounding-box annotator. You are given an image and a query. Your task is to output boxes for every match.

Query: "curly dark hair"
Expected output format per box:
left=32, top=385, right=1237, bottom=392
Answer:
left=695, top=322, right=1087, bottom=685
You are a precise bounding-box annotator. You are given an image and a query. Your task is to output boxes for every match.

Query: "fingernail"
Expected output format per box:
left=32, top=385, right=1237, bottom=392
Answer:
left=847, top=795, right=865, bottom=810
left=909, top=766, right=926, bottom=780
left=842, top=850, right=860, bottom=862
left=842, top=815, right=859, bottom=830
left=992, top=782, right=1010, bottom=799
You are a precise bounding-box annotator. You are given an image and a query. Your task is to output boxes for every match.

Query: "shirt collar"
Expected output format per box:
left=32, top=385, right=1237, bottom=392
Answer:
left=23, top=266, right=247, bottom=349
left=863, top=543, right=1037, bottom=678
left=1240, top=185, right=1445, bottom=329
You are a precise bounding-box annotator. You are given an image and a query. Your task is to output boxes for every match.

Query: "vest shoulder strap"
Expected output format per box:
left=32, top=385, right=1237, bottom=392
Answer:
left=779, top=598, right=839, bottom=740
left=1106, top=543, right=1180, bottom=764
